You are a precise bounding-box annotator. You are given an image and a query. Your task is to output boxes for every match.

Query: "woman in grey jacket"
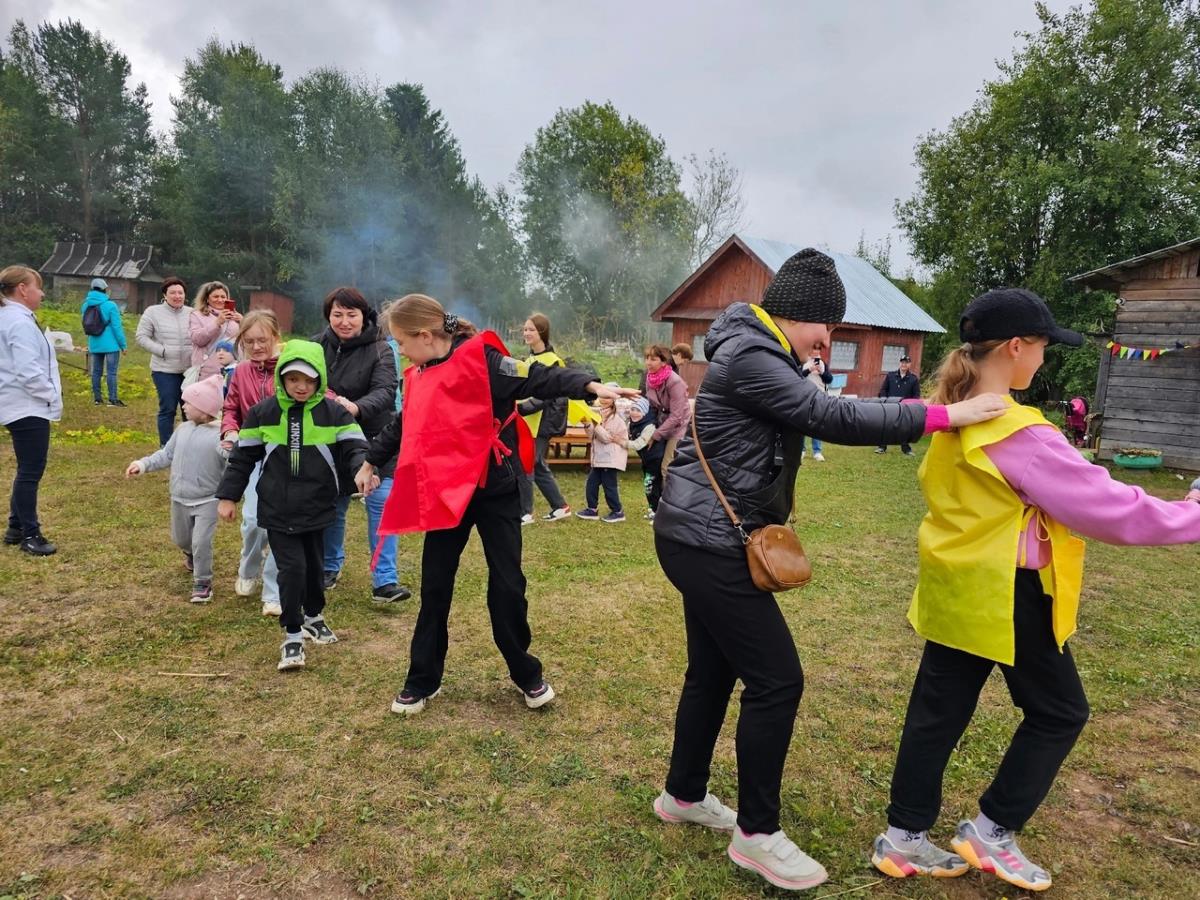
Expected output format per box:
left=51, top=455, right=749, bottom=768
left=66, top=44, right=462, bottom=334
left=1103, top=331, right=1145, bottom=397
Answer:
left=650, top=249, right=1008, bottom=891
left=136, top=277, right=193, bottom=445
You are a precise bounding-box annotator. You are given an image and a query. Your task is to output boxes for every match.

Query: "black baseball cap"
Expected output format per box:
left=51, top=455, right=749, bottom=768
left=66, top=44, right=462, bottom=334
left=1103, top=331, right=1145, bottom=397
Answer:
left=898, top=354, right=911, bottom=362
left=959, top=288, right=1082, bottom=347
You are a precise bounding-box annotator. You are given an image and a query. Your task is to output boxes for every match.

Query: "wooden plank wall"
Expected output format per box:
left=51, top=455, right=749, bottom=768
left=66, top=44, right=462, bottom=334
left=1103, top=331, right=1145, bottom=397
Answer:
left=1098, top=247, right=1200, bottom=470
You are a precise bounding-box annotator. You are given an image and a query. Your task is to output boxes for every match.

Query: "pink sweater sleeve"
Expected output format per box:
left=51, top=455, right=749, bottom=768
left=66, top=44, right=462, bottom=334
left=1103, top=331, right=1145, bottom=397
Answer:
left=984, top=425, right=1200, bottom=546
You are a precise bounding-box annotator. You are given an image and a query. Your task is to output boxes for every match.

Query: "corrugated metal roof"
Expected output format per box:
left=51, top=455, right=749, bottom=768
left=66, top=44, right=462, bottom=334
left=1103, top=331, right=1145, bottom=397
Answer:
left=41, top=242, right=162, bottom=281
left=1068, top=236, right=1200, bottom=290
left=738, top=234, right=946, bottom=334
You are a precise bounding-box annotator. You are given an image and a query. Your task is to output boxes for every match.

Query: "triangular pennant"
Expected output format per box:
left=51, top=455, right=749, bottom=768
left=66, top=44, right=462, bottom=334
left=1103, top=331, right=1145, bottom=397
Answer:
left=1106, top=340, right=1115, bottom=349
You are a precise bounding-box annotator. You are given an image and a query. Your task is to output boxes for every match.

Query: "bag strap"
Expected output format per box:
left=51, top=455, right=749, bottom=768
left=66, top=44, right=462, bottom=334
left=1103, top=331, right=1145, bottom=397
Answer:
left=690, top=414, right=751, bottom=545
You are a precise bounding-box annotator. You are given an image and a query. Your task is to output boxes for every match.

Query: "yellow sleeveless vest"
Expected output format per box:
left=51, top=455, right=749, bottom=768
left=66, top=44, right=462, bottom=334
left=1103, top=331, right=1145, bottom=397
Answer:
left=520, top=349, right=598, bottom=436
left=908, top=399, right=1085, bottom=665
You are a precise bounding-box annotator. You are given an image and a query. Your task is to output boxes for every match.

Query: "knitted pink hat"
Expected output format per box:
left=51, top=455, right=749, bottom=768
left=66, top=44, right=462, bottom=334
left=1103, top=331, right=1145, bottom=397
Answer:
left=182, top=374, right=225, bottom=419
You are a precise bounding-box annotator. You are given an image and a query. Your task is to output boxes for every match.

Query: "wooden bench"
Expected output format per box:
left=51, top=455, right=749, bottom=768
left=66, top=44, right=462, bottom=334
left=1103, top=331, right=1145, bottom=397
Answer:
left=545, top=425, right=641, bottom=466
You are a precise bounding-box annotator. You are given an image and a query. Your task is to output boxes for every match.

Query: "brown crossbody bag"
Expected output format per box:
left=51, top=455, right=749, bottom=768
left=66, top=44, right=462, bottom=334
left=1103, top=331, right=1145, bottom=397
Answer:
left=689, top=416, right=813, bottom=592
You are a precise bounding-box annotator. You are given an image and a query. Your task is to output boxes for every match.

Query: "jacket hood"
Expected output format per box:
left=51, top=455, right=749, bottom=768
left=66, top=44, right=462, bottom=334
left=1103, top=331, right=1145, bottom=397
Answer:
left=275, top=339, right=328, bottom=408
left=704, top=302, right=797, bottom=364
left=83, top=290, right=109, bottom=308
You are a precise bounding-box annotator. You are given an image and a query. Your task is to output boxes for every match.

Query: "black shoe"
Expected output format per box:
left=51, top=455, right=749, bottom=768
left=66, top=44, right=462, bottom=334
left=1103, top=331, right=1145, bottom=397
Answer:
left=323, top=570, right=340, bottom=590
left=3, top=526, right=21, bottom=545
left=93, top=398, right=103, bottom=406
left=108, top=399, right=127, bottom=407
left=19, top=533, right=56, bottom=556
left=372, top=582, right=412, bottom=603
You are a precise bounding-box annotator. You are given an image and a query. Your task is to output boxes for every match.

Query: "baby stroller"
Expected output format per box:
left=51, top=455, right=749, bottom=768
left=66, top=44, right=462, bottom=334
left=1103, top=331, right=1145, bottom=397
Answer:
left=1064, top=396, right=1089, bottom=447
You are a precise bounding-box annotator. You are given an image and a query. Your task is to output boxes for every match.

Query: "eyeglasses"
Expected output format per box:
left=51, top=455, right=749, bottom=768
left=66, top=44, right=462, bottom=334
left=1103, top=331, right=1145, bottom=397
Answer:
left=243, top=337, right=272, bottom=347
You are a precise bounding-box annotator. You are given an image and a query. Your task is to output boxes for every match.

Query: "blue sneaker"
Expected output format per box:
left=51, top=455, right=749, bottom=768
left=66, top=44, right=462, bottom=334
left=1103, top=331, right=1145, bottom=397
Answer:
left=602, top=510, right=626, bottom=523
left=575, top=508, right=600, bottom=520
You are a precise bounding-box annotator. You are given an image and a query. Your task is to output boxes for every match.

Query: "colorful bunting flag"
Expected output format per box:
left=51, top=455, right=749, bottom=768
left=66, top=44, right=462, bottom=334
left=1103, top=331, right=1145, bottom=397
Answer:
left=1105, top=339, right=1198, bottom=360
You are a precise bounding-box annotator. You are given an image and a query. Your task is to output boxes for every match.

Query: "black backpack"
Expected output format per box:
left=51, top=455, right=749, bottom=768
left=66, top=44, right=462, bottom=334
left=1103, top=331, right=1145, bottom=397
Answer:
left=82, top=303, right=106, bottom=337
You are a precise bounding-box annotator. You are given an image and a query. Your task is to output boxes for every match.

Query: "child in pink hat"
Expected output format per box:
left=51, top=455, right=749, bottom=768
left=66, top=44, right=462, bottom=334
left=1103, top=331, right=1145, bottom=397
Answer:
left=125, top=375, right=229, bottom=602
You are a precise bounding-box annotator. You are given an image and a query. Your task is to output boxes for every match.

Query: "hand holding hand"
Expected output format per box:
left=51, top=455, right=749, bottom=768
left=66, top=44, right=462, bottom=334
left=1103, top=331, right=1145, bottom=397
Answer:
left=218, top=499, right=237, bottom=522
left=945, top=392, right=1009, bottom=428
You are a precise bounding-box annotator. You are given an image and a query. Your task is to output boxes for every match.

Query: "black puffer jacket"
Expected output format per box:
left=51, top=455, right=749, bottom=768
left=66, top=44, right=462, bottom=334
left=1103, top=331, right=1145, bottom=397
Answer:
left=314, top=311, right=398, bottom=479
left=654, top=303, right=929, bottom=557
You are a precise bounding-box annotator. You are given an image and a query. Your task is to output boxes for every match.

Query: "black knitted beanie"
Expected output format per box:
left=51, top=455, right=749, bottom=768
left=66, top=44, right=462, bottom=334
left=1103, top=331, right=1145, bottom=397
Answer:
left=760, top=248, right=846, bottom=324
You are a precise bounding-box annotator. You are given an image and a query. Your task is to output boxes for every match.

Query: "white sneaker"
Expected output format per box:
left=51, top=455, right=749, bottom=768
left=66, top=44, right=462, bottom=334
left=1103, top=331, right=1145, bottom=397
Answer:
left=261, top=600, right=282, bottom=616
left=653, top=790, right=737, bottom=831
left=728, top=828, right=828, bottom=891
left=542, top=506, right=571, bottom=521
left=520, top=513, right=535, bottom=526
left=235, top=577, right=259, bottom=597
left=812, top=452, right=825, bottom=462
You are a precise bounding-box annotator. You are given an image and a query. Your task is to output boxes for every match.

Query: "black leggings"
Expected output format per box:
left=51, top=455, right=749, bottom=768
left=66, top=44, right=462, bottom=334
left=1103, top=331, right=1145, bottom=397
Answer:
left=656, top=535, right=804, bottom=834
left=887, top=568, right=1090, bottom=831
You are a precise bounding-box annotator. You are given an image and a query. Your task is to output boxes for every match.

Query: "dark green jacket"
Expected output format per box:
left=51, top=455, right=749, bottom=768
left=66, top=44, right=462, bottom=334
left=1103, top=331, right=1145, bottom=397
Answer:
left=216, top=339, right=368, bottom=533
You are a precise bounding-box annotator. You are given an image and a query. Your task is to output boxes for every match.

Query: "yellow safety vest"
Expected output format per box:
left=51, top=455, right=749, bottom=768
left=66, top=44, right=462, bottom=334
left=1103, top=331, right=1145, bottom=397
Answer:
left=520, top=349, right=598, bottom=435
left=908, top=399, right=1086, bottom=665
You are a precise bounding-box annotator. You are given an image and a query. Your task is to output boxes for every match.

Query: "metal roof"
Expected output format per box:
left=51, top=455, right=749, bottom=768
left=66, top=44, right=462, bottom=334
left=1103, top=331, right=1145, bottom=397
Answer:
left=737, top=234, right=945, bottom=333
left=1068, top=236, right=1200, bottom=290
left=41, top=242, right=163, bottom=281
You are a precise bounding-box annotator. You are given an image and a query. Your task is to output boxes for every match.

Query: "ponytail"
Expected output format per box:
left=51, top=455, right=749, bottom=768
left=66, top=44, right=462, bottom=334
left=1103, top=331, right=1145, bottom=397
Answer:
left=930, top=336, right=1039, bottom=405
left=385, top=293, right=477, bottom=339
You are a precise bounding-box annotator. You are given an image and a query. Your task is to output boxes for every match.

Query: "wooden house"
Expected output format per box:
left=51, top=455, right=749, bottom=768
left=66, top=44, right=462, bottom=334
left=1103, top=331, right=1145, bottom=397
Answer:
left=651, top=235, right=945, bottom=395
left=40, top=242, right=164, bottom=311
left=1070, top=238, right=1200, bottom=471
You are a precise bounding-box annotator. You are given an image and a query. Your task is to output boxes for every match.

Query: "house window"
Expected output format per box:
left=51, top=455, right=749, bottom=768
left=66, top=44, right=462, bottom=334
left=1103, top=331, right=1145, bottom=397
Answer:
left=881, top=344, right=909, bottom=372
left=691, top=334, right=707, bottom=362
left=829, top=340, right=859, bottom=370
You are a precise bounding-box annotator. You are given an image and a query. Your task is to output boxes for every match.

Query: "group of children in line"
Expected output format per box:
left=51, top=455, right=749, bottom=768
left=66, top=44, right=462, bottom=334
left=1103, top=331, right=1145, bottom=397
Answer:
left=111, top=275, right=1200, bottom=895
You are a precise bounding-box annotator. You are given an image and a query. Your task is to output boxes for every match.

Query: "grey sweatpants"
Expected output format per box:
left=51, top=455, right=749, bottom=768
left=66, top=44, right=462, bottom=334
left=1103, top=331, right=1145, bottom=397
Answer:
left=171, top=499, right=218, bottom=582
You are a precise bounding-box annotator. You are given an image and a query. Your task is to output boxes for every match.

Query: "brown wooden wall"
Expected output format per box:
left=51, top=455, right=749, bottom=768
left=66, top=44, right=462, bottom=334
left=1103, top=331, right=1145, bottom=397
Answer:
left=249, top=291, right=295, bottom=333
left=1097, top=248, right=1200, bottom=471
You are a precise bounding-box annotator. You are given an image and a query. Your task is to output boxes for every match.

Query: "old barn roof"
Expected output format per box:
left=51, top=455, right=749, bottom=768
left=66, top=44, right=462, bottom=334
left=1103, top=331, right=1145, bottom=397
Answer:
left=41, top=242, right=163, bottom=281
left=654, top=234, right=945, bottom=334
left=1069, top=236, right=1200, bottom=291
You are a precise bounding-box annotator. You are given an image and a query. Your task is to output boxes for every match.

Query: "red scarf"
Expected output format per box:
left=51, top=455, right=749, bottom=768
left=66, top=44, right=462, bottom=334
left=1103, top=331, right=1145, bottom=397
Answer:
left=647, top=365, right=672, bottom=391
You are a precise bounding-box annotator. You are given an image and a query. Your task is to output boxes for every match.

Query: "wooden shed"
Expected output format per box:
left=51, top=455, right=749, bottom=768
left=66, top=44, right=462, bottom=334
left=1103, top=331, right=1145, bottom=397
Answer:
left=40, top=242, right=164, bottom=311
left=244, top=289, right=296, bottom=333
left=1070, top=238, right=1200, bottom=471
left=651, top=234, right=945, bottom=395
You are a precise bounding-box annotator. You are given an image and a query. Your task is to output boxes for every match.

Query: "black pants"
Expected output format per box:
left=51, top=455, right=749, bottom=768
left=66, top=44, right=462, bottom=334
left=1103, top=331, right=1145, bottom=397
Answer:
left=877, top=441, right=913, bottom=453
left=656, top=535, right=805, bottom=835
left=643, top=459, right=663, bottom=511
left=6, top=416, right=51, bottom=539
left=585, top=467, right=622, bottom=513
left=518, top=435, right=567, bottom=515
left=267, top=529, right=327, bottom=633
left=887, top=569, right=1090, bottom=832
left=405, top=489, right=542, bottom=696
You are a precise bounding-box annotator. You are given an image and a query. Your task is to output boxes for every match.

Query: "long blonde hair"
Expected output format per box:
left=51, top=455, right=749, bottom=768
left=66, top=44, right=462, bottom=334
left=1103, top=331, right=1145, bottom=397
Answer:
left=0, top=265, right=42, bottom=307
left=193, top=280, right=231, bottom=313
left=930, top=337, right=1039, bottom=404
left=235, top=309, right=282, bottom=356
left=384, top=293, right=477, bottom=338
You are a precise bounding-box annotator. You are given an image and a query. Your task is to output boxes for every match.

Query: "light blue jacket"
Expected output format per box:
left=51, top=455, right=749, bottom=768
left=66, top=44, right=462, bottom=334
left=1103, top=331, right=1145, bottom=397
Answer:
left=81, top=290, right=127, bottom=353
left=0, top=300, right=63, bottom=425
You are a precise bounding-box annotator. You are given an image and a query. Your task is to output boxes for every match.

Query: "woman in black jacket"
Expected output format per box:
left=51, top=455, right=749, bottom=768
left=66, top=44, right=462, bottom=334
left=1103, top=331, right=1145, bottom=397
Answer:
left=650, top=249, right=1008, bottom=891
left=314, top=287, right=408, bottom=602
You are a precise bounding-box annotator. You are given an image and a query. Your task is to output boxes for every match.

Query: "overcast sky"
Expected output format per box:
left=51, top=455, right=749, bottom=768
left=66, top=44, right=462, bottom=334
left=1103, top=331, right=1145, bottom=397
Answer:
left=7, top=0, right=1078, bottom=271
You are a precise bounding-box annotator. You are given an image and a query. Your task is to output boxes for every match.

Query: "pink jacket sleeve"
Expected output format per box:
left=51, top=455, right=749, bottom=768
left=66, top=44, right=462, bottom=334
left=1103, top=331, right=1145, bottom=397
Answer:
left=656, top=373, right=692, bottom=441
left=190, top=311, right=222, bottom=365
left=984, top=425, right=1200, bottom=546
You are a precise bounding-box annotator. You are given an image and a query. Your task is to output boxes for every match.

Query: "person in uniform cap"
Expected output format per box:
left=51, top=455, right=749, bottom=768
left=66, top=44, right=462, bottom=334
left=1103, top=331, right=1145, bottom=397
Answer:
left=876, top=353, right=921, bottom=455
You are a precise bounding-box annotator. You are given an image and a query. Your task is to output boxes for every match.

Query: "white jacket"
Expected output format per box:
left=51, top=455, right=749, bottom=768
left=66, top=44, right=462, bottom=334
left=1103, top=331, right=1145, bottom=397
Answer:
left=136, top=301, right=193, bottom=373
left=0, top=300, right=62, bottom=425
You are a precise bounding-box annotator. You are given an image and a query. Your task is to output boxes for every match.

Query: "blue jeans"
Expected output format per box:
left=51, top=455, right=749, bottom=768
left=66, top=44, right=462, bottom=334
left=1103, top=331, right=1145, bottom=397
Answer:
left=238, top=465, right=280, bottom=604
left=585, top=468, right=622, bottom=514
left=800, top=436, right=822, bottom=454
left=322, top=477, right=398, bottom=587
left=90, top=351, right=120, bottom=402
left=6, top=416, right=50, bottom=538
left=150, top=371, right=184, bottom=445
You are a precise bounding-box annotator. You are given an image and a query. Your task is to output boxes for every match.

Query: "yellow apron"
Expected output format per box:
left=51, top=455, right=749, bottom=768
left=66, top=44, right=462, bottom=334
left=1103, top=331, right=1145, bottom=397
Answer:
left=909, top=399, right=1085, bottom=665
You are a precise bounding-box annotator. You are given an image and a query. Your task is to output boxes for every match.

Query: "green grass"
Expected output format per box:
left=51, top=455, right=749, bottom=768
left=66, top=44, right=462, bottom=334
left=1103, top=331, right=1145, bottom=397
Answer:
left=0, top=331, right=1197, bottom=898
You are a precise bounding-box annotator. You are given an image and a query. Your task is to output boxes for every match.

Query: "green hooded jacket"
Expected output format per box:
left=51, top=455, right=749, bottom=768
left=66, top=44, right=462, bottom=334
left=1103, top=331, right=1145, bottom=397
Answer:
left=216, top=340, right=368, bottom=533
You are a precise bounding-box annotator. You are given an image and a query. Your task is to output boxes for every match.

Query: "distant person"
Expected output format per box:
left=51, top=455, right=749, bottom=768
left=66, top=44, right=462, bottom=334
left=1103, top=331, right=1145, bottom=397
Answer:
left=575, top=384, right=629, bottom=523
left=671, top=342, right=694, bottom=371
left=516, top=313, right=572, bottom=524
left=876, top=354, right=921, bottom=455
left=81, top=278, right=128, bottom=407
left=871, top=287, right=1200, bottom=893
left=125, top=375, right=228, bottom=604
left=625, top=397, right=665, bottom=519
left=136, top=276, right=193, bottom=445
left=0, top=265, right=61, bottom=556
left=799, top=353, right=832, bottom=461
left=188, top=281, right=242, bottom=382
left=643, top=344, right=691, bottom=477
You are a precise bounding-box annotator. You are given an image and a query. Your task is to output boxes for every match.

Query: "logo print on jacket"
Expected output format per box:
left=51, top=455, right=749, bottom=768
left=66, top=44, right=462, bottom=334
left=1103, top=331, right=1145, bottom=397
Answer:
left=289, top=411, right=302, bottom=475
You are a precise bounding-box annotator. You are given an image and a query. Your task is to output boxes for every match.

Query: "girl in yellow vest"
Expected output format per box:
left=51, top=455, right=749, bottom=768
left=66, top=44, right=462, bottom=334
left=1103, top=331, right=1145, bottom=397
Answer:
left=871, top=288, right=1200, bottom=893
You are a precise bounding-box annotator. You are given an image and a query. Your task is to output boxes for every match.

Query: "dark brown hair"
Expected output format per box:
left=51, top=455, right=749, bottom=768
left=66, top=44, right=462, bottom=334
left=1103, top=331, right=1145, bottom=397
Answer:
left=161, top=276, right=187, bottom=297
left=644, top=343, right=673, bottom=365
left=323, top=286, right=371, bottom=321
left=526, top=312, right=551, bottom=349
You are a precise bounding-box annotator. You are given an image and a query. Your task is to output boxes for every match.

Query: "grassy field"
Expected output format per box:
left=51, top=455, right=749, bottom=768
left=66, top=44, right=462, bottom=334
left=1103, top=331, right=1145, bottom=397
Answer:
left=0, top=330, right=1197, bottom=899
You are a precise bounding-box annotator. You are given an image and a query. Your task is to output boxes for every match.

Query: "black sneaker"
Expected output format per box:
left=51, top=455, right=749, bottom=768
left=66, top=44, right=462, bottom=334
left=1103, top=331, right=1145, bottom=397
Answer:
left=301, top=617, right=338, bottom=644
left=372, top=582, right=412, bottom=603
left=323, top=570, right=340, bottom=590
left=93, top=398, right=103, bottom=406
left=277, top=641, right=305, bottom=671
left=3, top=526, right=21, bottom=545
left=19, top=533, right=56, bottom=556
left=108, top=399, right=127, bottom=407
